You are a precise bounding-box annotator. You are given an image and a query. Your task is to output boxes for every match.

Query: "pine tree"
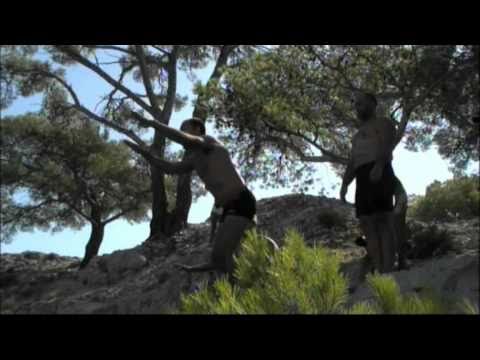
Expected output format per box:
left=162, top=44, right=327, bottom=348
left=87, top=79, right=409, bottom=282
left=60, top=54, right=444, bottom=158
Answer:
left=1, top=109, right=152, bottom=267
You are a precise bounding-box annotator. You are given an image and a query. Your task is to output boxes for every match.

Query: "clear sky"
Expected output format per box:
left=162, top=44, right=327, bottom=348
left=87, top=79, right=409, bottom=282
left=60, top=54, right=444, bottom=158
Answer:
left=1, top=49, right=477, bottom=257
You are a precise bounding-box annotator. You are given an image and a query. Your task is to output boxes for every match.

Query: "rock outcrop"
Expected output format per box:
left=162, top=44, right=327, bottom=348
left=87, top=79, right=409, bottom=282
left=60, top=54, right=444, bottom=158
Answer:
left=1, top=194, right=478, bottom=314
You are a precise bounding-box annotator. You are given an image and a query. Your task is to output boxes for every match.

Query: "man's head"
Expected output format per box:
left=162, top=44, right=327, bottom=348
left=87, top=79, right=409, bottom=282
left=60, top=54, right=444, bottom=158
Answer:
left=354, top=92, right=378, bottom=121
left=180, top=118, right=206, bottom=136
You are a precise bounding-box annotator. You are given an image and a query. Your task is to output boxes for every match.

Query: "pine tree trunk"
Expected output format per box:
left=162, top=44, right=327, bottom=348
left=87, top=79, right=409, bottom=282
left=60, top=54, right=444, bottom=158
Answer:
left=167, top=87, right=206, bottom=232
left=149, top=164, right=172, bottom=237
left=168, top=46, right=236, bottom=232
left=80, top=216, right=105, bottom=269
left=148, top=131, right=172, bottom=239
left=169, top=170, right=192, bottom=234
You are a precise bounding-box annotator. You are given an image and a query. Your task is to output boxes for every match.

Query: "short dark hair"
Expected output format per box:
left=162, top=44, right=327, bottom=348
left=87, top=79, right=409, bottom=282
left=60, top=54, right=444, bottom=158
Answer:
left=180, top=118, right=206, bottom=135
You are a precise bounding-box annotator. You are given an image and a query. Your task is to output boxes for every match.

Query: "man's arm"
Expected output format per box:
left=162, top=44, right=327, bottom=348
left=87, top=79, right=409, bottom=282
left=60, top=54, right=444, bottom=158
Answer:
left=131, top=114, right=213, bottom=151
left=343, top=158, right=356, bottom=188
left=124, top=140, right=194, bottom=174
left=340, top=157, right=356, bottom=203
left=375, top=118, right=396, bottom=165
left=393, top=176, right=408, bottom=214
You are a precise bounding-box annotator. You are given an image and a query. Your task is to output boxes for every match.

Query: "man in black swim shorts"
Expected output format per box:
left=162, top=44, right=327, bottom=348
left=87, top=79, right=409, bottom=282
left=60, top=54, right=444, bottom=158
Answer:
left=340, top=92, right=398, bottom=273
left=124, top=117, right=268, bottom=281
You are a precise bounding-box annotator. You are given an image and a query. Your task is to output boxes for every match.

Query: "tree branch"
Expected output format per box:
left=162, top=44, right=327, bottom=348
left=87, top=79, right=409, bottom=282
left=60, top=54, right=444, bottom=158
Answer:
left=261, top=117, right=348, bottom=164
left=263, top=134, right=346, bottom=164
left=54, top=45, right=154, bottom=115
left=103, top=200, right=146, bottom=225
left=36, top=69, right=147, bottom=145
left=64, top=200, right=93, bottom=222
left=135, top=45, right=162, bottom=116
left=152, top=46, right=170, bottom=56
left=160, top=45, right=178, bottom=124
left=394, top=68, right=455, bottom=147
left=83, top=45, right=135, bottom=56
left=193, top=45, right=238, bottom=121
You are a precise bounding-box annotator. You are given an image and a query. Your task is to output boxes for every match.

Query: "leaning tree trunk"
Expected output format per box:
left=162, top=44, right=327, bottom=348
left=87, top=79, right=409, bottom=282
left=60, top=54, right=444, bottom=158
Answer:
left=80, top=208, right=105, bottom=269
left=168, top=171, right=192, bottom=235
left=169, top=45, right=238, bottom=232
left=149, top=131, right=173, bottom=240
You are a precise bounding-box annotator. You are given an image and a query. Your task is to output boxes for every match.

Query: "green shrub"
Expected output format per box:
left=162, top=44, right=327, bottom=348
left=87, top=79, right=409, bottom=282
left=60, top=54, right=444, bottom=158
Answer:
left=405, top=223, right=455, bottom=260
left=317, top=209, right=346, bottom=229
left=364, top=274, right=447, bottom=314
left=178, top=230, right=474, bottom=315
left=456, top=299, right=479, bottom=315
left=409, top=176, right=479, bottom=222
left=180, top=229, right=348, bottom=314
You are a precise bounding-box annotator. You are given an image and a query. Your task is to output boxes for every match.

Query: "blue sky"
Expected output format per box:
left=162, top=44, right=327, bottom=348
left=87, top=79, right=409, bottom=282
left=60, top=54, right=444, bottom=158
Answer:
left=1, top=48, right=477, bottom=257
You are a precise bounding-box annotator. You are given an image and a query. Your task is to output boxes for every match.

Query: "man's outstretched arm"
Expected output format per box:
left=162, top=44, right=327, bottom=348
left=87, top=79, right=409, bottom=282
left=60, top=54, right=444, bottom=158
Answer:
left=131, top=114, right=213, bottom=151
left=124, top=140, right=194, bottom=175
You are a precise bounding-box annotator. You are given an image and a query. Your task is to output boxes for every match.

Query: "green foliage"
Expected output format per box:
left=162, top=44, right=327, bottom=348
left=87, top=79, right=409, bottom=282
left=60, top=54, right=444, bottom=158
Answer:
left=365, top=274, right=447, bottom=314
left=366, top=274, right=402, bottom=314
left=456, top=299, right=479, bottom=315
left=1, top=45, right=261, bottom=235
left=317, top=209, right=346, bottom=229
left=180, top=229, right=348, bottom=314
left=199, top=45, right=478, bottom=187
left=345, top=302, right=377, bottom=315
left=409, top=176, right=480, bottom=222
left=179, top=230, right=474, bottom=315
left=405, top=224, right=454, bottom=260
left=0, top=112, right=152, bottom=243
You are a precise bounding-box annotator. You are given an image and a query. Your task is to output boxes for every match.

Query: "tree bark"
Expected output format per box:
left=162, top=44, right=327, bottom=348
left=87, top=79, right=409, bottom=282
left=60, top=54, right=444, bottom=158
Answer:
left=148, top=47, right=179, bottom=241
left=169, top=46, right=238, bottom=232
left=149, top=132, right=172, bottom=239
left=170, top=171, right=192, bottom=233
left=80, top=209, right=105, bottom=269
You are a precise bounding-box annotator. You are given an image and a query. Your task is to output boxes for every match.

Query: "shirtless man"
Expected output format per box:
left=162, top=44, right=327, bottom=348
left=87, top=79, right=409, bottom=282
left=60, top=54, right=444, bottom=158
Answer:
left=123, top=117, right=259, bottom=282
left=340, top=92, right=398, bottom=273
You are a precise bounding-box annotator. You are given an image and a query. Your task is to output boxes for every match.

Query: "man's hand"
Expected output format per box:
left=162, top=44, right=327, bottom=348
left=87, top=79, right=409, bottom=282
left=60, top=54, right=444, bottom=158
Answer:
left=340, top=183, right=348, bottom=203
left=370, top=163, right=384, bottom=183
left=394, top=191, right=408, bottom=215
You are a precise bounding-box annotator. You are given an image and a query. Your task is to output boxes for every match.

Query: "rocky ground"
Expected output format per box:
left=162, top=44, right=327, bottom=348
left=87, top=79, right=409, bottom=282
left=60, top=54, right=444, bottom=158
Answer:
left=1, top=194, right=478, bottom=314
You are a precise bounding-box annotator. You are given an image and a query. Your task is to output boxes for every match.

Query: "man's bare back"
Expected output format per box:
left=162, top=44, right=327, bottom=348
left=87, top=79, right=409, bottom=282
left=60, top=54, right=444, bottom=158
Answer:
left=352, top=117, right=396, bottom=170
left=185, top=136, right=246, bottom=206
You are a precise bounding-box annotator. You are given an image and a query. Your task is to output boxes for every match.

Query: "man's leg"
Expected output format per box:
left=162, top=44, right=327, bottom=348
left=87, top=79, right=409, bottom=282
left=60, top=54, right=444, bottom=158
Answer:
left=211, top=215, right=256, bottom=282
left=176, top=217, right=243, bottom=275
left=394, top=209, right=409, bottom=270
left=376, top=212, right=397, bottom=273
left=360, top=216, right=381, bottom=272
left=393, top=176, right=409, bottom=270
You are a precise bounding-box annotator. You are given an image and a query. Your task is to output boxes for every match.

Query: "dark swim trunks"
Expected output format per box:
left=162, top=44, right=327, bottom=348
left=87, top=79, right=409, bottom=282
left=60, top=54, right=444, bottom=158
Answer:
left=217, top=188, right=257, bottom=223
left=355, top=162, right=395, bottom=218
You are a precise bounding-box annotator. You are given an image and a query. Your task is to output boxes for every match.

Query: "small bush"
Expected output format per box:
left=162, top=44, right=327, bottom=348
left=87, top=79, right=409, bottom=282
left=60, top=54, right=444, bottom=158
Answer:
left=364, top=274, right=447, bottom=314
left=409, top=176, right=479, bottom=222
left=180, top=229, right=348, bottom=314
left=405, top=223, right=455, bottom=260
left=456, top=299, right=479, bottom=315
left=179, top=230, right=473, bottom=315
left=317, top=209, right=346, bottom=229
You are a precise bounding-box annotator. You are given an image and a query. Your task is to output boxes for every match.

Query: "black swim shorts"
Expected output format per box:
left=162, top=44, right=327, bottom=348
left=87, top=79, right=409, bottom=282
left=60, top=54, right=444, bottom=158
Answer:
left=355, top=162, right=395, bottom=218
left=219, top=188, right=257, bottom=223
